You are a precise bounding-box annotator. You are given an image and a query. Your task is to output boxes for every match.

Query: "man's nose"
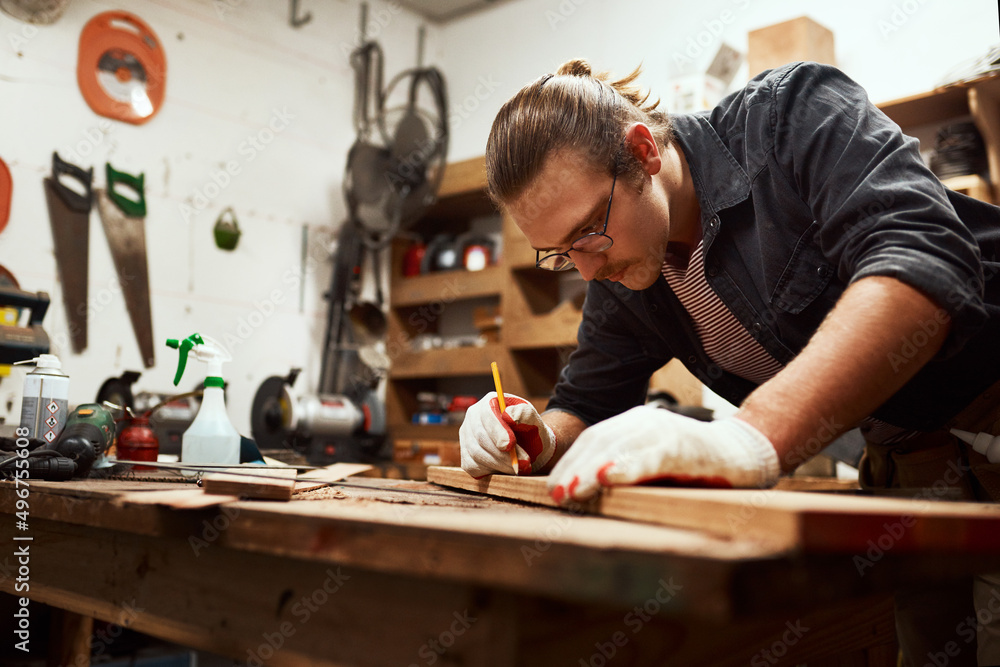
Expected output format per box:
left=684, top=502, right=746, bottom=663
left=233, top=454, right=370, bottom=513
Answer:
left=571, top=251, right=606, bottom=281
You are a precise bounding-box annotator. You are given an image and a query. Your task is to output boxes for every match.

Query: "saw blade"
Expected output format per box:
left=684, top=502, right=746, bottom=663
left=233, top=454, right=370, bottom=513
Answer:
left=44, top=177, right=89, bottom=353
left=96, top=188, right=154, bottom=367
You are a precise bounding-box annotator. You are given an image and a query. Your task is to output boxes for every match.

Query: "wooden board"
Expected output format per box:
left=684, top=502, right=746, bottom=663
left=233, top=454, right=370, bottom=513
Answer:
left=202, top=468, right=297, bottom=500
left=202, top=463, right=374, bottom=500
left=428, top=466, right=1000, bottom=553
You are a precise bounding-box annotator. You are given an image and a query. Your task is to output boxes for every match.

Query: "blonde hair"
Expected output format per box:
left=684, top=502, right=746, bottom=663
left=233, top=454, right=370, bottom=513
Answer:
left=485, top=59, right=673, bottom=208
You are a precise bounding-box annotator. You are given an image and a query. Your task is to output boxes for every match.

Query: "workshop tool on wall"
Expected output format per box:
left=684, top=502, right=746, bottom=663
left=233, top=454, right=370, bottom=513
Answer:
left=0, top=268, right=50, bottom=365
left=0, top=155, right=10, bottom=235
left=96, top=162, right=155, bottom=367
left=77, top=10, right=166, bottom=125
left=251, top=367, right=386, bottom=464
left=343, top=11, right=448, bottom=251
left=213, top=207, right=241, bottom=251
left=44, top=152, right=93, bottom=353
left=0, top=0, right=71, bottom=25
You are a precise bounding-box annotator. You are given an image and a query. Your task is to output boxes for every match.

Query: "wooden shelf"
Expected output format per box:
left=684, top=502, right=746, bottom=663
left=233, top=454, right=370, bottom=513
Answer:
left=878, top=85, right=971, bottom=128
left=390, top=423, right=461, bottom=440
left=389, top=344, right=502, bottom=379
left=390, top=266, right=504, bottom=307
left=877, top=72, right=1000, bottom=203
left=506, top=301, right=581, bottom=349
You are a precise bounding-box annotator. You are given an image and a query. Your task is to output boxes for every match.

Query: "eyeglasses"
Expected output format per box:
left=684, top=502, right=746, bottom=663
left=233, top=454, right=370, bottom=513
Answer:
left=535, top=172, right=616, bottom=271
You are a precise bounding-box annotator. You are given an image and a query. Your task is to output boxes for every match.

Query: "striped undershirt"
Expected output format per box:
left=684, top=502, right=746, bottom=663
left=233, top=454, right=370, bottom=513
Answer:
left=660, top=239, right=915, bottom=444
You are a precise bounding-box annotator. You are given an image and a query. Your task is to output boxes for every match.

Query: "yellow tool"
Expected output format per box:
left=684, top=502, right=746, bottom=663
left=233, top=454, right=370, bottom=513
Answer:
left=491, top=361, right=519, bottom=476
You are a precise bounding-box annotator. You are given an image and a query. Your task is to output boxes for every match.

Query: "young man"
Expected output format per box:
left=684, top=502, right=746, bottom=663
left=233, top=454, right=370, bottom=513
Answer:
left=459, top=59, right=1000, bottom=665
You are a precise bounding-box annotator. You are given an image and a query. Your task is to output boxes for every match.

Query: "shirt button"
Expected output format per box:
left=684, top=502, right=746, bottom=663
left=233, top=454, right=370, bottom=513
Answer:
left=650, top=304, right=658, bottom=312
left=817, top=265, right=828, bottom=277
left=752, top=322, right=762, bottom=332
left=687, top=355, right=697, bottom=364
left=707, top=264, right=718, bottom=277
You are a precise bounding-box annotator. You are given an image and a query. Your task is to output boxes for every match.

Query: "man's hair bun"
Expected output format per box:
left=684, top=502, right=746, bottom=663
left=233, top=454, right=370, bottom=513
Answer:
left=556, top=59, right=592, bottom=77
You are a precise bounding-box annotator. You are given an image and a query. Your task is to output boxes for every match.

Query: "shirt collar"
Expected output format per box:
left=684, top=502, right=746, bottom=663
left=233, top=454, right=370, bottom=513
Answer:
left=670, top=113, right=751, bottom=220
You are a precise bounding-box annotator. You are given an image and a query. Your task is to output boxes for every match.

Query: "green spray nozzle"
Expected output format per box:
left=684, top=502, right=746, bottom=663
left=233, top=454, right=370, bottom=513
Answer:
left=166, top=333, right=204, bottom=386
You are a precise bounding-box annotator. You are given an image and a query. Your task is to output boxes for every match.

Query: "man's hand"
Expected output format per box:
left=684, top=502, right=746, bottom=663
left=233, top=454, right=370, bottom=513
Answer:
left=546, top=406, right=780, bottom=504
left=460, top=392, right=556, bottom=477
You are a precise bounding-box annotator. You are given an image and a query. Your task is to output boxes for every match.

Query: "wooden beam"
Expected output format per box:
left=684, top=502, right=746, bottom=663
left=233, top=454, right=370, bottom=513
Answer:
left=47, top=607, right=93, bottom=667
left=428, top=466, right=1000, bottom=553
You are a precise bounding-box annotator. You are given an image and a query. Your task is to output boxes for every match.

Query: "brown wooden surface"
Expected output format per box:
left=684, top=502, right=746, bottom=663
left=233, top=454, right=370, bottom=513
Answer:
left=47, top=608, right=93, bottom=667
left=435, top=156, right=487, bottom=198
left=389, top=266, right=503, bottom=307
left=970, top=76, right=1000, bottom=193
left=428, top=466, right=1000, bottom=553
left=203, top=468, right=298, bottom=500
left=15, top=475, right=1000, bottom=665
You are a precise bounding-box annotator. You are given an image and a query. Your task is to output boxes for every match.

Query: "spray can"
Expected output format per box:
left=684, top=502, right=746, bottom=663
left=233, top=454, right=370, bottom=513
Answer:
left=16, top=354, right=69, bottom=443
left=166, top=333, right=240, bottom=468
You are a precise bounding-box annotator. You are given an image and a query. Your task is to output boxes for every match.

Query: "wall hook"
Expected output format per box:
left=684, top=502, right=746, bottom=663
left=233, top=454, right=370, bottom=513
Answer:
left=289, top=0, right=311, bottom=28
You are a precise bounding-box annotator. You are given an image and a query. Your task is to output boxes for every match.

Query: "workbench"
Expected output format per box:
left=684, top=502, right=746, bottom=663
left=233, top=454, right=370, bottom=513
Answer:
left=2, top=472, right=1000, bottom=666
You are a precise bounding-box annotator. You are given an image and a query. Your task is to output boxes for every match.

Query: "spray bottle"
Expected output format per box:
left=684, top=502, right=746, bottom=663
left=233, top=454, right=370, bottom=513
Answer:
left=16, top=354, right=69, bottom=443
left=166, top=334, right=240, bottom=467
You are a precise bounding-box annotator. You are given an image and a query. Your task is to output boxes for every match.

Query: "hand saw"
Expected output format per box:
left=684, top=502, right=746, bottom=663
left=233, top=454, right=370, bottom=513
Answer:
left=96, top=163, right=154, bottom=368
left=43, top=152, right=93, bottom=354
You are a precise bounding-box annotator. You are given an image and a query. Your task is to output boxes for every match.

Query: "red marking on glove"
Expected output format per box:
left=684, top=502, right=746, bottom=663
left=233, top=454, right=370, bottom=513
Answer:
left=597, top=462, right=616, bottom=487
left=491, top=396, right=545, bottom=462
left=551, top=485, right=566, bottom=504
left=567, top=476, right=581, bottom=500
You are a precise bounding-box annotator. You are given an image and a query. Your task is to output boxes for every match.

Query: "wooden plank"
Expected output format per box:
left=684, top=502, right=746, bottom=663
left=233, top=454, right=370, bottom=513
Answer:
left=877, top=84, right=971, bottom=128
left=202, top=468, right=298, bottom=501
left=116, top=489, right=240, bottom=509
left=390, top=344, right=503, bottom=379
left=294, top=463, right=374, bottom=492
left=428, top=466, right=1000, bottom=553
left=390, top=265, right=503, bottom=307
left=970, top=77, right=1000, bottom=196
left=428, top=466, right=800, bottom=550
left=436, top=156, right=487, bottom=197
left=47, top=608, right=93, bottom=667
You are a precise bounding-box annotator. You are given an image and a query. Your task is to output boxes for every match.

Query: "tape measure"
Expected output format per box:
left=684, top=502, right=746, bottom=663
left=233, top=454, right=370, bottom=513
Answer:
left=77, top=11, right=166, bottom=125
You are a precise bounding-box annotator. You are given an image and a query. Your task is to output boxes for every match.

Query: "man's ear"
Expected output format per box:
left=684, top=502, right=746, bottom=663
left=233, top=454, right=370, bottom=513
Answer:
left=624, top=123, right=661, bottom=175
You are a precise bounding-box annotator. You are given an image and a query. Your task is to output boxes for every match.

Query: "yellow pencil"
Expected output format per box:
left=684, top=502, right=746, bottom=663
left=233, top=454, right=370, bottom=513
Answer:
left=491, top=361, right=519, bottom=476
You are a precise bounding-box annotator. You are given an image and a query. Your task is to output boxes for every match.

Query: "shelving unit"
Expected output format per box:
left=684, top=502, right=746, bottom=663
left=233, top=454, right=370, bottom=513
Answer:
left=877, top=72, right=1000, bottom=204
left=386, top=157, right=701, bottom=464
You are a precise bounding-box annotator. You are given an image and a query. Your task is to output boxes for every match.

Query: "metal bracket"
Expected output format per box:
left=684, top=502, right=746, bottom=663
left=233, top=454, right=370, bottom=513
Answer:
left=289, top=0, right=311, bottom=28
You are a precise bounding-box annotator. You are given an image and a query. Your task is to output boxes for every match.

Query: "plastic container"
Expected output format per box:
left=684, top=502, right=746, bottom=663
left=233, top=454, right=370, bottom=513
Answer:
left=166, top=334, right=240, bottom=469
left=16, top=354, right=69, bottom=443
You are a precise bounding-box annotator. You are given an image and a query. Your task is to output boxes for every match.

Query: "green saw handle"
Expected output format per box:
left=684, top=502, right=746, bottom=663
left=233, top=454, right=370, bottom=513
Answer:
left=105, top=163, right=146, bottom=218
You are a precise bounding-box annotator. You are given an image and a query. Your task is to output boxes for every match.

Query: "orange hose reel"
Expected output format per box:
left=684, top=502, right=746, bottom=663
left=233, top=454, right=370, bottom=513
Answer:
left=77, top=11, right=166, bottom=125
left=0, top=157, right=10, bottom=235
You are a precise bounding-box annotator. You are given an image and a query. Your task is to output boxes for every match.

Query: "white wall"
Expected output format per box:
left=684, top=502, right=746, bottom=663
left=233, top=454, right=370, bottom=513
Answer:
left=437, top=0, right=999, bottom=162
left=0, top=0, right=434, bottom=433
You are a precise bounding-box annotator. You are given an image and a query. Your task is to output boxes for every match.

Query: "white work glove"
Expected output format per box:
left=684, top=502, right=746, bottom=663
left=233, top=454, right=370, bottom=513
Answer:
left=459, top=392, right=556, bottom=478
left=547, top=405, right=780, bottom=505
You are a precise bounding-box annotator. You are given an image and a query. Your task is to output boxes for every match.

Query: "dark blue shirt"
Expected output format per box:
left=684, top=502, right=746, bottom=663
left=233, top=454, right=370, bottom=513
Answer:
left=548, top=61, right=1000, bottom=433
